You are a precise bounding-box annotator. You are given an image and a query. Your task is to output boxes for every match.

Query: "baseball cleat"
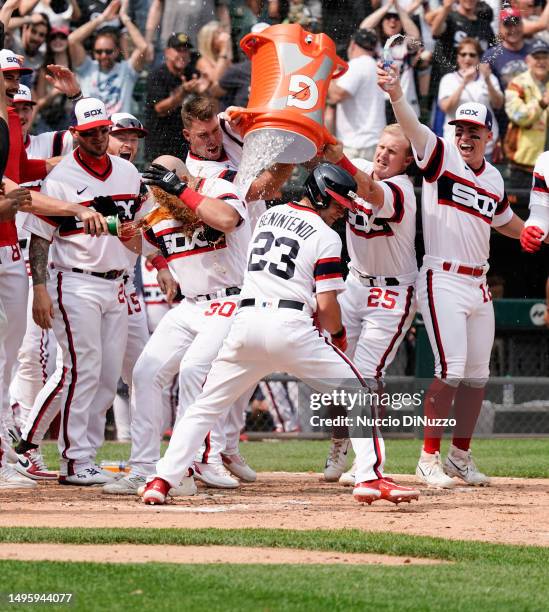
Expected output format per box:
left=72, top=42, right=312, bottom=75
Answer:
left=339, top=458, right=357, bottom=486
left=324, top=437, right=351, bottom=481
left=444, top=444, right=490, bottom=486
left=15, top=449, right=57, bottom=480
left=353, top=478, right=420, bottom=505
left=193, top=461, right=239, bottom=488
left=221, top=452, right=256, bottom=482
left=103, top=473, right=146, bottom=495
left=137, top=475, right=197, bottom=498
left=0, top=465, right=38, bottom=489
left=141, top=478, right=170, bottom=505
left=416, top=450, right=456, bottom=489
left=59, top=467, right=114, bottom=486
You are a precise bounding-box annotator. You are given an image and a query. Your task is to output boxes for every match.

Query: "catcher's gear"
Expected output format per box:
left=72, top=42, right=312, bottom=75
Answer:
left=331, top=326, right=348, bottom=352
left=520, top=225, right=543, bottom=253
left=92, top=195, right=119, bottom=217
left=142, top=163, right=188, bottom=197
left=305, top=163, right=357, bottom=211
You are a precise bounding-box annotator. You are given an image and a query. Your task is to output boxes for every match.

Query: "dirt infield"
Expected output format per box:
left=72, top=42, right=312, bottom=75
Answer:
left=1, top=472, right=548, bottom=547
left=0, top=543, right=446, bottom=565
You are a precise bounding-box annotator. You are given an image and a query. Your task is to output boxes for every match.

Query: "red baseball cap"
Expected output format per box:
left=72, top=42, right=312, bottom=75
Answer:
left=500, top=7, right=522, bottom=23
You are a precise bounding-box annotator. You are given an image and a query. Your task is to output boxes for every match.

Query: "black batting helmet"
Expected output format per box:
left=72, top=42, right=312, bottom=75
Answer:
left=304, top=163, right=357, bottom=210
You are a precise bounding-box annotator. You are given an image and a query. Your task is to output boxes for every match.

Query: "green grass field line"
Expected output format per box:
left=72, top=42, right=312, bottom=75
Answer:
left=0, top=527, right=547, bottom=565
left=40, top=438, right=549, bottom=478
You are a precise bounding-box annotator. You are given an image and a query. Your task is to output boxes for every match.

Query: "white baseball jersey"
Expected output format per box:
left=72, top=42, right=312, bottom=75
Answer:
left=526, top=150, right=549, bottom=238
left=414, top=130, right=513, bottom=264
left=22, top=131, right=74, bottom=190
left=241, top=202, right=345, bottom=311
left=146, top=176, right=250, bottom=297
left=347, top=159, right=417, bottom=277
left=24, top=150, right=145, bottom=272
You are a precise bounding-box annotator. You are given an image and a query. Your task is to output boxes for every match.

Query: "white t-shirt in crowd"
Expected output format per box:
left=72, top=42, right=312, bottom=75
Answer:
left=437, top=70, right=501, bottom=155
left=335, top=54, right=386, bottom=150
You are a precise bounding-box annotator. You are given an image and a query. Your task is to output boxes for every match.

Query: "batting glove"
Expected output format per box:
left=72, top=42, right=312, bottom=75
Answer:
left=142, top=163, right=188, bottom=197
left=331, top=326, right=347, bottom=353
left=520, top=225, right=543, bottom=253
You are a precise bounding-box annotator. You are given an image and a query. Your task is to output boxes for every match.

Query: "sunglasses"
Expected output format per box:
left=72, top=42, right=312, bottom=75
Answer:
left=78, top=127, right=110, bottom=138
left=94, top=48, right=115, bottom=56
left=112, top=117, right=144, bottom=130
left=459, top=52, right=478, bottom=57
left=384, top=14, right=400, bottom=19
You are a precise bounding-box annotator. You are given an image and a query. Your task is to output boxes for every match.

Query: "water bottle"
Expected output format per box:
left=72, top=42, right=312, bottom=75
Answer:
left=100, top=460, right=128, bottom=473
left=502, top=379, right=514, bottom=408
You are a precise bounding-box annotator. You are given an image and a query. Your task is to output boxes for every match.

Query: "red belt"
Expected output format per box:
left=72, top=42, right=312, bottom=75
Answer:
left=442, top=262, right=484, bottom=277
left=0, top=220, right=18, bottom=247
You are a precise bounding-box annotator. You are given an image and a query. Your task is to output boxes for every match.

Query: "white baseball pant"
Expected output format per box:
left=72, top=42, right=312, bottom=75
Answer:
left=0, top=245, right=28, bottom=420
left=417, top=262, right=494, bottom=383
left=155, top=307, right=384, bottom=487
left=10, top=281, right=58, bottom=425
left=26, top=271, right=127, bottom=475
left=129, top=297, right=238, bottom=476
left=0, top=295, right=9, bottom=467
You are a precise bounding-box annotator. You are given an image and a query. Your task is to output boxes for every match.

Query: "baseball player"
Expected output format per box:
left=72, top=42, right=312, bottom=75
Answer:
left=103, top=154, right=251, bottom=495
left=520, top=150, right=549, bottom=254
left=180, top=96, right=293, bottom=481
left=321, top=128, right=417, bottom=487
left=379, top=64, right=524, bottom=488
left=140, top=163, right=420, bottom=506
left=19, top=97, right=148, bottom=486
left=13, top=111, right=172, bottom=479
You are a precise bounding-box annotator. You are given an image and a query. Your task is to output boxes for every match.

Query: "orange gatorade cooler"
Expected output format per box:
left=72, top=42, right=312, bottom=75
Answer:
left=237, top=23, right=347, bottom=163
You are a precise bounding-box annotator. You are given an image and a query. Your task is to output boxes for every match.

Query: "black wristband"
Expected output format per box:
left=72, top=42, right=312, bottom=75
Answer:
left=67, top=90, right=83, bottom=101
left=332, top=327, right=346, bottom=339
left=0, top=22, right=4, bottom=50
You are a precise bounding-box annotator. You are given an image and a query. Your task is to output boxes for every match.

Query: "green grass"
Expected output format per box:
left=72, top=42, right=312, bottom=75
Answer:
left=39, top=438, right=549, bottom=478
left=0, top=529, right=548, bottom=611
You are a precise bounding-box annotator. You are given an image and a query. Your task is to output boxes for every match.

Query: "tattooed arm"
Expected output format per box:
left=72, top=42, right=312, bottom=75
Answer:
left=30, top=234, right=54, bottom=329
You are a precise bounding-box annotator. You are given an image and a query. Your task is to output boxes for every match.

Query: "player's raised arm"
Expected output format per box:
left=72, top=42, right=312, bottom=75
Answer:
left=143, top=160, right=241, bottom=233
left=377, top=63, right=430, bottom=159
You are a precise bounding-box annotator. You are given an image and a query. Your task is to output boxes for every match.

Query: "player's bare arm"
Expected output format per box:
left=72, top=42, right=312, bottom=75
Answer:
left=246, top=163, right=294, bottom=201
left=145, top=252, right=178, bottom=303
left=29, top=234, right=54, bottom=330
left=378, top=63, right=429, bottom=159
left=143, top=161, right=241, bottom=232
left=0, top=184, right=32, bottom=217
left=493, top=213, right=524, bottom=239
left=324, top=141, right=385, bottom=207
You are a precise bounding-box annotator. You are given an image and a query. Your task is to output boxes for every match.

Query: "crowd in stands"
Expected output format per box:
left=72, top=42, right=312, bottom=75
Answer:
left=1, top=0, right=548, bottom=180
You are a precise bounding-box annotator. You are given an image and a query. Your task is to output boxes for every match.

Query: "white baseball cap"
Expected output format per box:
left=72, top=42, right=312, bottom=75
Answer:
left=110, top=112, right=147, bottom=137
left=448, top=102, right=493, bottom=131
left=251, top=22, right=270, bottom=33
left=12, top=84, right=36, bottom=105
left=0, top=49, right=33, bottom=75
left=73, top=97, right=113, bottom=132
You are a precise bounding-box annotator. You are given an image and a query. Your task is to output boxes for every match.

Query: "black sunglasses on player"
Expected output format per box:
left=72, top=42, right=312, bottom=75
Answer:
left=112, top=117, right=144, bottom=130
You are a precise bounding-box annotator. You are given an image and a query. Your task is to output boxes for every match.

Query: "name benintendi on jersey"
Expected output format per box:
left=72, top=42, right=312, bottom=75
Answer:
left=241, top=203, right=345, bottom=311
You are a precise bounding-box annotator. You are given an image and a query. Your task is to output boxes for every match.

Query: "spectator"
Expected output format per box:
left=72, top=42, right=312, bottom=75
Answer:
left=34, top=26, right=72, bottom=132
left=482, top=8, right=531, bottom=89
left=504, top=39, right=549, bottom=177
left=196, top=20, right=233, bottom=86
left=17, top=0, right=81, bottom=29
left=321, top=0, right=371, bottom=56
left=438, top=37, right=503, bottom=160
left=6, top=9, right=50, bottom=78
left=361, top=0, right=422, bottom=116
left=145, top=0, right=230, bottom=51
left=68, top=0, right=150, bottom=116
left=428, top=0, right=496, bottom=80
left=516, top=0, right=549, bottom=44
left=327, top=28, right=386, bottom=161
left=144, top=33, right=209, bottom=161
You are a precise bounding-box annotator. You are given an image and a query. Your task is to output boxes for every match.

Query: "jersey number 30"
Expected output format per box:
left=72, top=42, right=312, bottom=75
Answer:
left=248, top=231, right=300, bottom=280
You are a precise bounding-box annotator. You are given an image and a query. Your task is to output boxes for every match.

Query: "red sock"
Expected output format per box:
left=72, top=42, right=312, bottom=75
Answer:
left=423, top=379, right=458, bottom=454
left=451, top=384, right=485, bottom=451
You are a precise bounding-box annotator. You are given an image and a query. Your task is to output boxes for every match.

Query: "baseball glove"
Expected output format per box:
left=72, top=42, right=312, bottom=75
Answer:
left=145, top=186, right=223, bottom=245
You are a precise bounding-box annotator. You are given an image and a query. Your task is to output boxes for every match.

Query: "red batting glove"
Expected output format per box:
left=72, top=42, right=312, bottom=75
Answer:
left=331, top=326, right=347, bottom=353
left=520, top=225, right=544, bottom=253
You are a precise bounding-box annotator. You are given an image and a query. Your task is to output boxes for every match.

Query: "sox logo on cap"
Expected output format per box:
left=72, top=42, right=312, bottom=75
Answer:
left=73, top=97, right=113, bottom=132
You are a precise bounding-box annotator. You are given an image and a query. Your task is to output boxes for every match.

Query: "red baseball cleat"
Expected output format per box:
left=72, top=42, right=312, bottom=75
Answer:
left=353, top=478, right=420, bottom=505
left=141, top=477, right=170, bottom=505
